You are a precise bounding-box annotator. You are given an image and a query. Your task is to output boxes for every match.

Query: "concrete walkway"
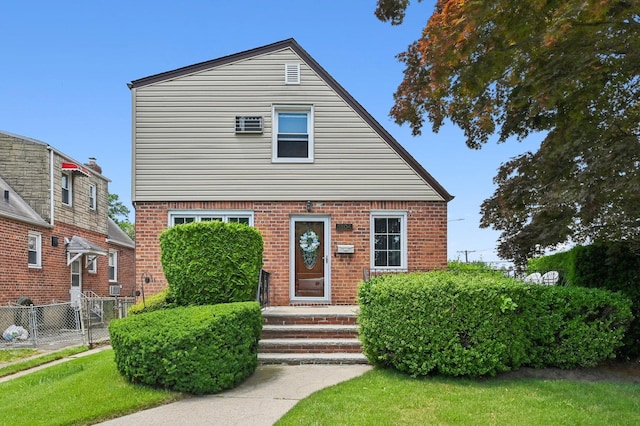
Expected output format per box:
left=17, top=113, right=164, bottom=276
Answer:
left=98, top=363, right=372, bottom=426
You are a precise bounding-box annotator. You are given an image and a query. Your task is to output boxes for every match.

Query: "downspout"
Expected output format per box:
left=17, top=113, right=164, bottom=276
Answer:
left=48, top=146, right=54, bottom=226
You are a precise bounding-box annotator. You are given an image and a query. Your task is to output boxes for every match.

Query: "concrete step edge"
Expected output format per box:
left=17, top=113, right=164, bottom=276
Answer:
left=262, top=324, right=358, bottom=331
left=258, top=352, right=369, bottom=365
left=259, top=338, right=361, bottom=346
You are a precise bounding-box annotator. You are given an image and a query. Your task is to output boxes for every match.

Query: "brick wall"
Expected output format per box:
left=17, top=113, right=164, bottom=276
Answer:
left=0, top=217, right=135, bottom=305
left=135, top=200, right=448, bottom=306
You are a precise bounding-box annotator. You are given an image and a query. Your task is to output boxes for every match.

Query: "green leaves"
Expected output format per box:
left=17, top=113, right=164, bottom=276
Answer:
left=358, top=271, right=632, bottom=377
left=159, top=221, right=263, bottom=306
left=377, top=0, right=640, bottom=264
left=109, top=302, right=262, bottom=394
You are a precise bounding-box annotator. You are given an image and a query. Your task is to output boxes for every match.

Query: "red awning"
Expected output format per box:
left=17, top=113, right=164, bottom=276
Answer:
left=61, top=162, right=91, bottom=177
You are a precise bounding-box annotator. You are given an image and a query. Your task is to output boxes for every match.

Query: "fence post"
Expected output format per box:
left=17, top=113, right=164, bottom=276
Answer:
left=28, top=305, right=38, bottom=347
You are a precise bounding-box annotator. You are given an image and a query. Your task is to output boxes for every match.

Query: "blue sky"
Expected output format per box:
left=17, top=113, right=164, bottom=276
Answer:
left=1, top=1, right=542, bottom=264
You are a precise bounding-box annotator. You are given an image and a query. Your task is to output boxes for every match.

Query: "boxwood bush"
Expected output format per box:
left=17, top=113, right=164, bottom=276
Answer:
left=358, top=271, right=632, bottom=377
left=160, top=221, right=263, bottom=306
left=527, top=242, right=640, bottom=358
left=128, top=288, right=175, bottom=315
left=109, top=302, right=262, bottom=394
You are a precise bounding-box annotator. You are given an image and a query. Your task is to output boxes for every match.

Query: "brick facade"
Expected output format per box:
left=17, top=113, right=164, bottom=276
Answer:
left=0, top=132, right=135, bottom=305
left=135, top=200, right=447, bottom=305
left=0, top=217, right=136, bottom=305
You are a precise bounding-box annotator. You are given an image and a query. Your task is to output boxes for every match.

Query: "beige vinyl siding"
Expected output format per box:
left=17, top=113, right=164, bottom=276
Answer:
left=133, top=48, right=444, bottom=202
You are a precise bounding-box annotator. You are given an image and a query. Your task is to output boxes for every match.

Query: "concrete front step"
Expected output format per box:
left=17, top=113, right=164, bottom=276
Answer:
left=259, top=306, right=367, bottom=365
left=259, top=338, right=362, bottom=353
left=261, top=324, right=359, bottom=339
left=258, top=352, right=369, bottom=365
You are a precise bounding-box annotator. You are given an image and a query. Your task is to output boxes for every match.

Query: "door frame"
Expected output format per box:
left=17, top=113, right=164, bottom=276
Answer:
left=69, top=258, right=82, bottom=307
left=289, top=215, right=331, bottom=303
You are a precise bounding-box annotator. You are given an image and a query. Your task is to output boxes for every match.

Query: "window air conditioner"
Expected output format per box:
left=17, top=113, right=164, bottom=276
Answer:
left=235, top=116, right=263, bottom=134
left=109, top=285, right=122, bottom=296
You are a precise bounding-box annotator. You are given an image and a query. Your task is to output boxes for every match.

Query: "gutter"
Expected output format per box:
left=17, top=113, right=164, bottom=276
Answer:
left=48, top=145, right=54, bottom=226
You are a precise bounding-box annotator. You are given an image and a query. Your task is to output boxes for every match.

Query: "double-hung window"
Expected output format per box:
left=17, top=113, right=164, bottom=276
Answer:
left=88, top=184, right=96, bottom=210
left=86, top=255, right=97, bottom=274
left=371, top=211, right=407, bottom=270
left=272, top=105, right=313, bottom=162
left=61, top=173, right=72, bottom=206
left=169, top=210, right=253, bottom=227
left=108, top=250, right=117, bottom=282
left=28, top=232, right=42, bottom=268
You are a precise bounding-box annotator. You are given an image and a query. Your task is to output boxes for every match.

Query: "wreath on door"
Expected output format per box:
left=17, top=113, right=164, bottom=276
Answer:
left=299, top=230, right=320, bottom=269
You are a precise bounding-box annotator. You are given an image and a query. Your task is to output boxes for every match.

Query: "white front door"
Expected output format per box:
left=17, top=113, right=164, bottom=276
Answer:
left=290, top=216, right=330, bottom=303
left=70, top=259, right=82, bottom=307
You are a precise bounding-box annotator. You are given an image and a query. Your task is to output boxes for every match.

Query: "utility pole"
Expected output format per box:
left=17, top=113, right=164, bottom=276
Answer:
left=457, top=250, right=477, bottom=263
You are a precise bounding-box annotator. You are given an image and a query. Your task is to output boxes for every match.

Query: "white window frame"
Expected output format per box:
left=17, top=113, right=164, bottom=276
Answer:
left=168, top=210, right=254, bottom=227
left=370, top=211, right=408, bottom=271
left=28, top=231, right=42, bottom=268
left=86, top=255, right=97, bottom=274
left=61, top=173, right=72, bottom=206
left=88, top=183, right=96, bottom=210
left=272, top=105, right=314, bottom=163
left=108, top=250, right=118, bottom=283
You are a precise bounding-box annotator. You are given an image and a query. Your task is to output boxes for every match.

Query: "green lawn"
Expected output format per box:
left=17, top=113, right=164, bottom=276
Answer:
left=1, top=348, right=638, bottom=426
left=0, top=349, right=183, bottom=426
left=277, top=368, right=640, bottom=426
left=0, top=346, right=88, bottom=378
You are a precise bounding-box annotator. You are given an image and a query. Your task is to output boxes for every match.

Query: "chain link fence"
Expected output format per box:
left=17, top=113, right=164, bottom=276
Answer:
left=0, top=297, right=135, bottom=349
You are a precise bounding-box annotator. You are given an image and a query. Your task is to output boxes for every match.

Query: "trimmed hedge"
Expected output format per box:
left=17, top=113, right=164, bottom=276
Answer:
left=527, top=242, right=640, bottom=358
left=160, top=221, right=263, bottom=306
left=109, top=302, right=262, bottom=394
left=358, top=271, right=632, bottom=377
left=128, top=289, right=175, bottom=315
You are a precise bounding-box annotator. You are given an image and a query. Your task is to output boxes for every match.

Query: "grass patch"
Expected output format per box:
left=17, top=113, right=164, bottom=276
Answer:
left=277, top=369, right=640, bottom=426
left=0, top=348, right=41, bottom=364
left=0, top=346, right=88, bottom=378
left=0, top=349, right=184, bottom=425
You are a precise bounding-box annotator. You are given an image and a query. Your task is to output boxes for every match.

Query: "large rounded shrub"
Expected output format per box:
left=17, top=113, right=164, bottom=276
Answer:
left=109, top=302, right=262, bottom=394
left=160, top=221, right=263, bottom=306
left=358, top=271, right=632, bottom=377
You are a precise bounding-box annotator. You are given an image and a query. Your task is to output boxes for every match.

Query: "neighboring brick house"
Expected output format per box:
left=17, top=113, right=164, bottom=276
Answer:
left=129, top=39, right=453, bottom=306
left=0, top=131, right=135, bottom=305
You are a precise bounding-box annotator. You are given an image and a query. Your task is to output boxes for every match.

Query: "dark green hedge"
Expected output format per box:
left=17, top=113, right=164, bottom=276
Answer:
left=527, top=242, right=640, bottom=358
left=160, top=221, right=263, bottom=306
left=109, top=302, right=262, bottom=394
left=358, top=271, right=632, bottom=377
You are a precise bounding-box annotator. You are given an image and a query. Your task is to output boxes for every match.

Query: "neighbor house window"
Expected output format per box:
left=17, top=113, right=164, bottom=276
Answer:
left=272, top=105, right=313, bottom=162
left=88, top=184, right=96, bottom=210
left=61, top=173, right=72, bottom=205
left=108, top=250, right=117, bottom=282
left=28, top=231, right=42, bottom=268
left=371, top=212, right=407, bottom=270
left=169, top=211, right=253, bottom=227
left=86, top=255, right=97, bottom=274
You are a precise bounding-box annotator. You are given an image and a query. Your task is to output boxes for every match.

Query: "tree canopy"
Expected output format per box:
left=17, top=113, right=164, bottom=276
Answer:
left=376, top=0, right=640, bottom=265
left=108, top=193, right=135, bottom=240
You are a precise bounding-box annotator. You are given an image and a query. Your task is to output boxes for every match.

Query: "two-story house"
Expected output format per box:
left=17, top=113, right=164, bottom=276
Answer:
left=129, top=39, right=453, bottom=306
left=0, top=131, right=135, bottom=305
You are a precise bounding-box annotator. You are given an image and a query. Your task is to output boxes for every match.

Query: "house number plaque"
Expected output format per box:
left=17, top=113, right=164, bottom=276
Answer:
left=336, top=223, right=353, bottom=232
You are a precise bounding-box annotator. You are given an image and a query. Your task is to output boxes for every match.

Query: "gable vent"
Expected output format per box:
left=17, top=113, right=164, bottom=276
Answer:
left=235, top=116, right=263, bottom=134
left=285, top=63, right=300, bottom=84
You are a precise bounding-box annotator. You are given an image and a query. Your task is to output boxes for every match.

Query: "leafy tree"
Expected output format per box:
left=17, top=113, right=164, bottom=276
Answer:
left=375, top=0, right=640, bottom=266
left=108, top=193, right=135, bottom=240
